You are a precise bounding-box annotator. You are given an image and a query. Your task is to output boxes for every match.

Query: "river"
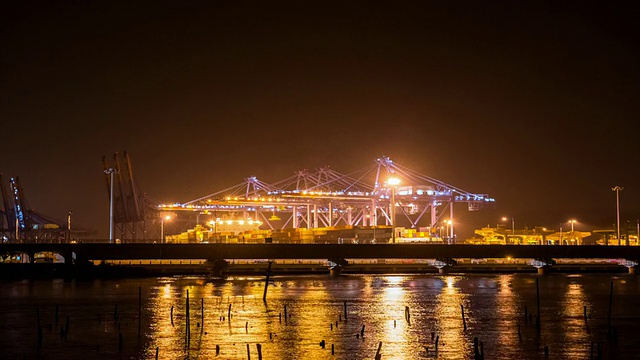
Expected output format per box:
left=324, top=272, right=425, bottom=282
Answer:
left=1, top=274, right=638, bottom=359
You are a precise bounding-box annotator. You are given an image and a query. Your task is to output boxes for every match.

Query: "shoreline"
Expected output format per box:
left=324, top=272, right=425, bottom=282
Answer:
left=0, top=261, right=630, bottom=280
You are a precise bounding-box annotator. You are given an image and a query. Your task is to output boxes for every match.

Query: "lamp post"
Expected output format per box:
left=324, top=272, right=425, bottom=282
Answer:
left=502, top=216, right=515, bottom=244
left=67, top=210, right=72, bottom=242
left=446, top=219, right=453, bottom=244
left=568, top=219, right=577, bottom=245
left=388, top=177, right=401, bottom=244
left=161, top=215, right=171, bottom=243
left=612, top=186, right=623, bottom=244
left=104, top=168, right=116, bottom=243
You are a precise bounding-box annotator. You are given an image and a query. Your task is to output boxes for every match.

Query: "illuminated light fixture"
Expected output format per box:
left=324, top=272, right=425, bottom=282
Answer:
left=238, top=220, right=245, bottom=225
left=226, top=220, right=232, bottom=225
left=388, top=177, right=401, bottom=186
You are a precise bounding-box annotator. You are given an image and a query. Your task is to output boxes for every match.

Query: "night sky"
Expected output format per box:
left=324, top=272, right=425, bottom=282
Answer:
left=2, top=2, right=639, bottom=239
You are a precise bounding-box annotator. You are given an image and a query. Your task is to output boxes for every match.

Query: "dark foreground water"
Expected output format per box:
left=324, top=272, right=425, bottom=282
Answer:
left=1, top=274, right=639, bottom=359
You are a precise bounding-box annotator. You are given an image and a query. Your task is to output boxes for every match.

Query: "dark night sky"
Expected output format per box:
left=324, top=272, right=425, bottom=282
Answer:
left=1, top=1, right=639, bottom=239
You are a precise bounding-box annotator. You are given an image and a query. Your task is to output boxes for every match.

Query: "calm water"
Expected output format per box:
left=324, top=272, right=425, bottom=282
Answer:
left=1, top=274, right=639, bottom=359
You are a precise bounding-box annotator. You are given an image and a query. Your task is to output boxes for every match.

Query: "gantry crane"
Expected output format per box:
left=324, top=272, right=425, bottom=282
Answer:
left=156, top=157, right=494, bottom=238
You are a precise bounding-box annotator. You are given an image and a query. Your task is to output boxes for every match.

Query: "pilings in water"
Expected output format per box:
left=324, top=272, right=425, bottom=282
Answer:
left=374, top=341, right=382, bottom=360
left=138, top=286, right=142, bottom=338
left=536, top=277, right=541, bottom=332
left=263, top=261, right=273, bottom=302
left=186, top=289, right=191, bottom=344
left=343, top=301, right=347, bottom=322
left=608, top=280, right=613, bottom=334
left=461, top=304, right=467, bottom=331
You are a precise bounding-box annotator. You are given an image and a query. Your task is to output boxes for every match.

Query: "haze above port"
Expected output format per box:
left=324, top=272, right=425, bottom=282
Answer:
left=1, top=2, right=639, bottom=239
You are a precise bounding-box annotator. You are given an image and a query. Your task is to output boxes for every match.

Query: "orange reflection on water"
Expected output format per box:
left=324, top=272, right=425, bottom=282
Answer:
left=433, top=275, right=469, bottom=359
left=557, top=276, right=590, bottom=358
left=377, top=276, right=410, bottom=360
left=494, top=274, right=520, bottom=358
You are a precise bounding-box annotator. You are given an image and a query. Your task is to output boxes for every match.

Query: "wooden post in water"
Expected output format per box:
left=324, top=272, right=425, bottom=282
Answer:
left=186, top=289, right=190, bottom=343
left=171, top=305, right=174, bottom=326
left=473, top=337, right=479, bottom=359
left=138, top=286, right=142, bottom=338
left=257, top=343, right=263, bottom=360
left=228, top=303, right=232, bottom=321
left=374, top=341, right=382, bottom=360
left=201, top=297, right=204, bottom=328
left=246, top=343, right=251, bottom=360
left=65, top=316, right=70, bottom=339
left=155, top=346, right=159, bottom=360
left=608, top=280, right=613, bottom=334
left=36, top=307, right=42, bottom=345
left=536, top=278, right=541, bottom=331
left=461, top=304, right=467, bottom=331
left=263, top=261, right=272, bottom=302
left=343, top=301, right=347, bottom=322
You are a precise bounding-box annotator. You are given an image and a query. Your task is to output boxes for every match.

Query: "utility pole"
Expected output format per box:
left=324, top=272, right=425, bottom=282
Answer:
left=612, top=186, right=623, bottom=244
left=388, top=178, right=400, bottom=244
left=559, top=225, right=563, bottom=246
left=67, top=210, right=72, bottom=242
left=105, top=168, right=116, bottom=243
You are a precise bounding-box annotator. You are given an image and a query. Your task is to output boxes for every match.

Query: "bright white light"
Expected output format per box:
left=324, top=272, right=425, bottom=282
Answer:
left=388, top=177, right=401, bottom=186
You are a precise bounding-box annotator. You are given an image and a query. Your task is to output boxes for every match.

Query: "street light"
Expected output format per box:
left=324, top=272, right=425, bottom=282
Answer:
left=104, top=168, right=116, bottom=243
left=612, top=186, right=623, bottom=244
left=388, top=177, right=401, bottom=244
left=161, top=215, right=171, bottom=243
left=446, top=219, right=453, bottom=244
left=502, top=216, right=515, bottom=244
left=67, top=210, right=72, bottom=242
left=568, top=219, right=577, bottom=245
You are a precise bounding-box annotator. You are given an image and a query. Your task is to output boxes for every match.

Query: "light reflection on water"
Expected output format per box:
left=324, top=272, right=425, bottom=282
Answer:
left=1, top=274, right=640, bottom=359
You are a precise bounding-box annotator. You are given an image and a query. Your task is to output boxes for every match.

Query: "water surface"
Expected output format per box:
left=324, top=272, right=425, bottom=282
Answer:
left=1, top=274, right=638, bottom=359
